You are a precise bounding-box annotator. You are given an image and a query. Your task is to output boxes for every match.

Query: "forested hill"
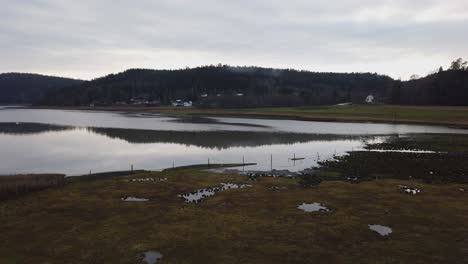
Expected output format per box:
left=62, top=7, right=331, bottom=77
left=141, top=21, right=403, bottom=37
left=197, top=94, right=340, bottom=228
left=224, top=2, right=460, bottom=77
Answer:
left=392, top=70, right=468, bottom=106
left=39, top=65, right=394, bottom=107
left=0, top=73, right=83, bottom=104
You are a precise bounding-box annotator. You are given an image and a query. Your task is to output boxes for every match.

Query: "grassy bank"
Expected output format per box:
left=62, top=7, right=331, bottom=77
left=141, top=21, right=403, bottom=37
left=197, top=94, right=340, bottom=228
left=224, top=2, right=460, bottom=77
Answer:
left=0, top=165, right=467, bottom=263
left=319, top=134, right=468, bottom=184
left=40, top=104, right=468, bottom=128
left=0, top=174, right=65, bottom=200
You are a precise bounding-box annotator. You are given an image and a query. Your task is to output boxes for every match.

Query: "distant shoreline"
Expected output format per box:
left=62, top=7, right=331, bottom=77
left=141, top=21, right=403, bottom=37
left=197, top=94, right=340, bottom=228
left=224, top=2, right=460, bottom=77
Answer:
left=29, top=104, right=468, bottom=129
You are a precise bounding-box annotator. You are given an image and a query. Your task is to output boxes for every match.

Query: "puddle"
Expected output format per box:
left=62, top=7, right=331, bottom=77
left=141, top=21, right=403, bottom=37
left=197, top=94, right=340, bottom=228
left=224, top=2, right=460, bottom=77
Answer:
left=345, top=177, right=361, bottom=183
left=126, top=178, right=167, bottom=182
left=362, top=149, right=441, bottom=154
left=142, top=251, right=162, bottom=264
left=179, top=183, right=252, bottom=203
left=121, top=197, right=149, bottom=202
left=398, top=185, right=421, bottom=195
left=207, top=168, right=300, bottom=178
left=369, top=224, right=392, bottom=236
left=297, top=202, right=331, bottom=212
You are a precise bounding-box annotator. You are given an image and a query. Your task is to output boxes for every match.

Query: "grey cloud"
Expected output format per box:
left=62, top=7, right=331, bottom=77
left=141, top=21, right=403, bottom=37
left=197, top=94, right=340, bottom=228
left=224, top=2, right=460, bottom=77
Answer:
left=0, top=0, right=467, bottom=79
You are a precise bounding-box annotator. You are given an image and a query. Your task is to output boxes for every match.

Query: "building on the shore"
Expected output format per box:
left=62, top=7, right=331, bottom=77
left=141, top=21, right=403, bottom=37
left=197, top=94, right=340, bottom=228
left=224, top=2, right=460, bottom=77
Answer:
left=365, top=95, right=375, bottom=104
left=172, top=100, right=192, bottom=107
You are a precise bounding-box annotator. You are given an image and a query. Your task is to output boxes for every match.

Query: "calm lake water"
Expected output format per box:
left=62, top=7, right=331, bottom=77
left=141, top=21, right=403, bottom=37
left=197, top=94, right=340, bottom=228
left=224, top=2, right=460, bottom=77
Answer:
left=0, top=107, right=466, bottom=175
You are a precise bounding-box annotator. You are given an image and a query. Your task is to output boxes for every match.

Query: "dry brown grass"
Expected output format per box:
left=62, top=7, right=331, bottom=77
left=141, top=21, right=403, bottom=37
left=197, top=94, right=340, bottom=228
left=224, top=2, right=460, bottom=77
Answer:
left=0, top=174, right=65, bottom=200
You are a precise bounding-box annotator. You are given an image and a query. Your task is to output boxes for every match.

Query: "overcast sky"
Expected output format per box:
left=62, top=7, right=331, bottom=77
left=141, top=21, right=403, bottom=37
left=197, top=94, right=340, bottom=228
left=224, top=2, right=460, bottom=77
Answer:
left=1, top=0, right=467, bottom=80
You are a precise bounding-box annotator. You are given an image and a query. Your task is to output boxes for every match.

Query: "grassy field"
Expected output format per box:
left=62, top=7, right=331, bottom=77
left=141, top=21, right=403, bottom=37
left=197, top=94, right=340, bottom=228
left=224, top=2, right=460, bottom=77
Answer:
left=46, top=104, right=468, bottom=128
left=0, top=164, right=467, bottom=263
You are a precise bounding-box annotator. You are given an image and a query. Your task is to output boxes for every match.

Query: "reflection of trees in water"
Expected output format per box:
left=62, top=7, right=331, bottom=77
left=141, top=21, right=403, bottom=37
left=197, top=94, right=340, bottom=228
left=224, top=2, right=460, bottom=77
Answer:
left=0, top=122, right=73, bottom=134
left=0, top=122, right=372, bottom=149
left=170, top=116, right=270, bottom=128
left=88, top=127, right=369, bottom=149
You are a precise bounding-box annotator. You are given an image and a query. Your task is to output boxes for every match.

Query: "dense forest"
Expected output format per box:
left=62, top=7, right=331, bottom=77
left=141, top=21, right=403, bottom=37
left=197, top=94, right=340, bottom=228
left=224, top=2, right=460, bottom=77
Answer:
left=39, top=65, right=394, bottom=107
left=392, top=70, right=468, bottom=105
left=0, top=73, right=83, bottom=104
left=2, top=59, right=468, bottom=107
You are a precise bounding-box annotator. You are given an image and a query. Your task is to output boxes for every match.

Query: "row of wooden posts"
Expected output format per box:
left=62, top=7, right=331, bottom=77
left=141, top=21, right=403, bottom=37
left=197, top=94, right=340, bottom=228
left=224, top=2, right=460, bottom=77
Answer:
left=118, top=152, right=330, bottom=174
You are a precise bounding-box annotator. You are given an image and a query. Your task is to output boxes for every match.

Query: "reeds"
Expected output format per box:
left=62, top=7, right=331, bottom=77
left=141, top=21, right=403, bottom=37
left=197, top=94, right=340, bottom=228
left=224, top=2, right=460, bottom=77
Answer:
left=0, top=174, right=65, bottom=200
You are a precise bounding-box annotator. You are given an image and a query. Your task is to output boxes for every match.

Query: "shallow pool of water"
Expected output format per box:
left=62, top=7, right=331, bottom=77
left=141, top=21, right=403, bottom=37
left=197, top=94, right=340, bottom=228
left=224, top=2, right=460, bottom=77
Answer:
left=142, top=251, right=162, bottom=264
left=368, top=224, right=392, bottom=236
left=297, top=202, right=331, bottom=212
left=179, top=183, right=252, bottom=203
left=121, top=197, right=149, bottom=202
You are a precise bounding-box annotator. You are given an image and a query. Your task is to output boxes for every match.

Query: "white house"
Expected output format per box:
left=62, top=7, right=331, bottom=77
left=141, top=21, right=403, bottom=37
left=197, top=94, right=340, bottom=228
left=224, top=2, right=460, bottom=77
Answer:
left=172, top=100, right=192, bottom=107
left=365, top=95, right=375, bottom=104
left=172, top=100, right=184, bottom=107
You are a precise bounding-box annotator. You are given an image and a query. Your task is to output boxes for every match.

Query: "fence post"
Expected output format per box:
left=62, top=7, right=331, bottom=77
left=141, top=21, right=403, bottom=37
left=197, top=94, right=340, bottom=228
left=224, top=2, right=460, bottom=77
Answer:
left=270, top=154, right=273, bottom=171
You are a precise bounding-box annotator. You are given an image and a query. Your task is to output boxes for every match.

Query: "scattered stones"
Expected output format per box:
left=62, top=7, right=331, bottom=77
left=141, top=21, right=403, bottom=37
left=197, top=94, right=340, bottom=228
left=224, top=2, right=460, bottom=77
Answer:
left=297, top=202, right=331, bottom=213
left=243, top=169, right=300, bottom=178
left=126, top=178, right=167, bottom=182
left=121, top=197, right=149, bottom=202
left=398, top=185, right=421, bottom=195
left=141, top=251, right=163, bottom=264
left=460, top=188, right=467, bottom=193
left=179, top=183, right=252, bottom=203
left=345, top=177, right=362, bottom=184
left=368, top=224, right=392, bottom=236
left=269, top=186, right=288, bottom=190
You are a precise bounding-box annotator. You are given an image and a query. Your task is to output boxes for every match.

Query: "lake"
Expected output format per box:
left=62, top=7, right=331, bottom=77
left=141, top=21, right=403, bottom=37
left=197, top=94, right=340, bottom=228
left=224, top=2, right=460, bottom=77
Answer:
left=0, top=107, right=466, bottom=175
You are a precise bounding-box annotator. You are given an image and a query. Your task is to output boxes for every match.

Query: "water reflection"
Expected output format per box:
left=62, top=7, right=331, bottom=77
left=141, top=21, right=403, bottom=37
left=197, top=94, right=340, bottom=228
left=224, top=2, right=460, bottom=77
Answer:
left=1, top=108, right=466, bottom=176
left=1, top=108, right=467, bottom=134
left=0, top=126, right=369, bottom=175
left=0, top=122, right=371, bottom=149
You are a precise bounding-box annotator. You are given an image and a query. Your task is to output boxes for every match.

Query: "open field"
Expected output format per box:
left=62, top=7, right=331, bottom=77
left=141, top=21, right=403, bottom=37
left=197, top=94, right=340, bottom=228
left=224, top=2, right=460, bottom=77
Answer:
left=1, top=163, right=468, bottom=263
left=39, top=104, right=468, bottom=128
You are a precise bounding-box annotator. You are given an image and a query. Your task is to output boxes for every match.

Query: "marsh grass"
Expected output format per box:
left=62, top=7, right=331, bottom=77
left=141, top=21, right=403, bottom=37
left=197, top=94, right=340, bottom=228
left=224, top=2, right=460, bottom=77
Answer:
left=0, top=166, right=467, bottom=263
left=0, top=174, right=65, bottom=200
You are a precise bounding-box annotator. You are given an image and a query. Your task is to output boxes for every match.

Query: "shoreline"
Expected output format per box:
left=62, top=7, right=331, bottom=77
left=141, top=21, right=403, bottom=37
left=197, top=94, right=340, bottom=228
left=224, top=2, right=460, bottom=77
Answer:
left=28, top=105, right=468, bottom=129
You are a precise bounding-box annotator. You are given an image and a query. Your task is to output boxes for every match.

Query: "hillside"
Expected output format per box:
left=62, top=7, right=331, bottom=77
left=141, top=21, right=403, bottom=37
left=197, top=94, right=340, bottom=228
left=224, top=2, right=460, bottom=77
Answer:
left=7, top=66, right=468, bottom=108
left=392, top=70, right=468, bottom=106
left=39, top=66, right=394, bottom=108
left=0, top=73, right=83, bottom=104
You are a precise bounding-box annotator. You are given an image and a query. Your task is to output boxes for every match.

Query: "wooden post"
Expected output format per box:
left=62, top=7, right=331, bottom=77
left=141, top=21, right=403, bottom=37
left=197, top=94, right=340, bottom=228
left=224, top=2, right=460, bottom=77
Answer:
left=131, top=164, right=134, bottom=174
left=242, top=156, right=245, bottom=172
left=270, top=154, right=273, bottom=171
left=208, top=158, right=210, bottom=167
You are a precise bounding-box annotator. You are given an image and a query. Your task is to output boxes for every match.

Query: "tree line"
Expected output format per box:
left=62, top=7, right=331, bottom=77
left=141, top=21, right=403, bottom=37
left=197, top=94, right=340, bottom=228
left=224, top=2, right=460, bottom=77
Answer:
left=39, top=65, right=394, bottom=108
left=1, top=59, right=467, bottom=107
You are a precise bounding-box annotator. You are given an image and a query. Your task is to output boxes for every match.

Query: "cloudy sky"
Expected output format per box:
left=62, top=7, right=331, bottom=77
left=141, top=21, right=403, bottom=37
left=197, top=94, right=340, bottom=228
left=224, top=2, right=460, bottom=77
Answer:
left=1, top=0, right=467, bottom=80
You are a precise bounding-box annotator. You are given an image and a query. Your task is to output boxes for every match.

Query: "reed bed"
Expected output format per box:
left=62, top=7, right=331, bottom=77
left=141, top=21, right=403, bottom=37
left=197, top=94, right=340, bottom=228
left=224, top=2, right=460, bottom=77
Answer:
left=0, top=174, right=65, bottom=199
